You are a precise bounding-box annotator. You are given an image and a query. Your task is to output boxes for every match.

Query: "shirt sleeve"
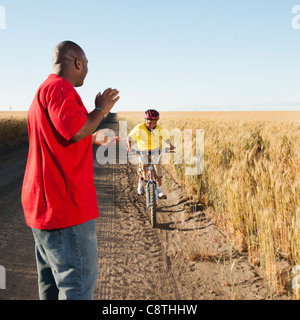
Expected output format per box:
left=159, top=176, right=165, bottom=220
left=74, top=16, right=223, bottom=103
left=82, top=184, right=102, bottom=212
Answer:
left=46, top=80, right=87, bottom=141
left=128, top=125, right=139, bottom=141
left=159, top=126, right=169, bottom=141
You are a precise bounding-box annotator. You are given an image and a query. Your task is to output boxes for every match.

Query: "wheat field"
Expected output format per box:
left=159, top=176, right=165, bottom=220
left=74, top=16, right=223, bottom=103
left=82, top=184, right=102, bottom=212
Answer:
left=119, top=111, right=300, bottom=296
left=0, top=111, right=28, bottom=147
left=2, top=110, right=300, bottom=296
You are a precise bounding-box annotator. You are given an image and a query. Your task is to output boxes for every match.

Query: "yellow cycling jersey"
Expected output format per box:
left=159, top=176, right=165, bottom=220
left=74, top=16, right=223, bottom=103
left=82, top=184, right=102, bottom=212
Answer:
left=128, top=123, right=169, bottom=150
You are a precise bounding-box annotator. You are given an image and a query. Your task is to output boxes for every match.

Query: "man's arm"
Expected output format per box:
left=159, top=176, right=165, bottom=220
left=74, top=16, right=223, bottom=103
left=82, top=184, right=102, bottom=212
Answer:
left=92, top=128, right=119, bottom=146
left=70, top=88, right=119, bottom=143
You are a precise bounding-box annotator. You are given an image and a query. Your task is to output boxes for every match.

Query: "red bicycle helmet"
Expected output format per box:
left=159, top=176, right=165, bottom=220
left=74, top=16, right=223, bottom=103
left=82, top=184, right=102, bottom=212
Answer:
left=144, top=109, right=160, bottom=120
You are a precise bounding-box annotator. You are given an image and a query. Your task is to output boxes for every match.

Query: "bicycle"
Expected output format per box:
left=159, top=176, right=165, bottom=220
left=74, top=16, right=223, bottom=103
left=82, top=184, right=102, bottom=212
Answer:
left=128, top=148, right=175, bottom=228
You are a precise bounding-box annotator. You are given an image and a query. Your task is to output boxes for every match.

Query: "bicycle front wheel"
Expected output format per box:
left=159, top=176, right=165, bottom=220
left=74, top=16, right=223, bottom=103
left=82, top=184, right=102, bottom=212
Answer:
left=149, top=182, right=157, bottom=228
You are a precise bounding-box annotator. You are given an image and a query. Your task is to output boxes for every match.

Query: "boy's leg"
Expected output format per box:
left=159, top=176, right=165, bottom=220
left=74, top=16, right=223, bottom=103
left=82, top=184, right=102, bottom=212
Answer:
left=137, top=162, right=147, bottom=180
left=154, top=164, right=167, bottom=198
left=157, top=177, right=162, bottom=188
left=154, top=164, right=162, bottom=186
left=137, top=161, right=148, bottom=195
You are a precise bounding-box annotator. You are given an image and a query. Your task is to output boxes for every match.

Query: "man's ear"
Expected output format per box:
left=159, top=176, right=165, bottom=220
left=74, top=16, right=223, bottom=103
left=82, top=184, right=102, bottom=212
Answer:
left=74, top=57, right=81, bottom=70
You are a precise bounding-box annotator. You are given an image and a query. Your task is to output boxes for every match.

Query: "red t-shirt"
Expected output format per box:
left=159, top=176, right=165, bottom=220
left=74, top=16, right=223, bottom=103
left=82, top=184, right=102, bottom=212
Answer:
left=21, top=74, right=99, bottom=230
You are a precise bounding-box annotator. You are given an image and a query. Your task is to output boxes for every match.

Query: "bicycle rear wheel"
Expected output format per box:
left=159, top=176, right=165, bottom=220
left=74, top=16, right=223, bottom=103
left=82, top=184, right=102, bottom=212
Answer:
left=149, top=182, right=157, bottom=228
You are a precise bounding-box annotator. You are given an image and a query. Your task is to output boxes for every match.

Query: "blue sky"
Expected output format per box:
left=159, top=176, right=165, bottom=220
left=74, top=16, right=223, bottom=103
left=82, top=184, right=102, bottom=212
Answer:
left=1, top=0, right=300, bottom=112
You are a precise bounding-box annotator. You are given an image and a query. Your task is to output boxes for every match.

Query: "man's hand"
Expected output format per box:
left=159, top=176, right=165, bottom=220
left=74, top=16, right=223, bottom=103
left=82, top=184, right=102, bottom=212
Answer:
left=92, top=128, right=119, bottom=146
left=95, top=88, right=120, bottom=115
left=70, top=89, right=120, bottom=144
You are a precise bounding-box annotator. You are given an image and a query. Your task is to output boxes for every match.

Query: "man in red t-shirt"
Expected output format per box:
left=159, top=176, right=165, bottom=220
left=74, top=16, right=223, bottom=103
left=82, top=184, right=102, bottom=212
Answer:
left=21, top=41, right=120, bottom=300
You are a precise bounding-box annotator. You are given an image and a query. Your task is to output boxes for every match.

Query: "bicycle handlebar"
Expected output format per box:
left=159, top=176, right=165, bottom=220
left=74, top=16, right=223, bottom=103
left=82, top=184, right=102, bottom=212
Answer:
left=128, top=147, right=176, bottom=165
left=128, top=147, right=176, bottom=156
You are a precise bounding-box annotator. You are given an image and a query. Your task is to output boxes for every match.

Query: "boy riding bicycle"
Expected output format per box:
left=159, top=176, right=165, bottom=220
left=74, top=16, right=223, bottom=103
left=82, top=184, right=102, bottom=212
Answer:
left=127, top=109, right=175, bottom=199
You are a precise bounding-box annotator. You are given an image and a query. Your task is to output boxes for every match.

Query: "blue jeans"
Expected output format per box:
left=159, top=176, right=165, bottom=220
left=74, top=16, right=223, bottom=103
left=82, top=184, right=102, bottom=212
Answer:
left=31, top=219, right=98, bottom=300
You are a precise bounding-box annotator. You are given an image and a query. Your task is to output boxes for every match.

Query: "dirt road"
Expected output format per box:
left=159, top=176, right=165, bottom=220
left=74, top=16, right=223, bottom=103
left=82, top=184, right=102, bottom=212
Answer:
left=0, top=114, right=269, bottom=300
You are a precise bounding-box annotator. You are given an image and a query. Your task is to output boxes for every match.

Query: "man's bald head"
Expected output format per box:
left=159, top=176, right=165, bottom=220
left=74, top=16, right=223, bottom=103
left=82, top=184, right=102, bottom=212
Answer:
left=53, top=41, right=84, bottom=66
left=52, top=41, right=88, bottom=87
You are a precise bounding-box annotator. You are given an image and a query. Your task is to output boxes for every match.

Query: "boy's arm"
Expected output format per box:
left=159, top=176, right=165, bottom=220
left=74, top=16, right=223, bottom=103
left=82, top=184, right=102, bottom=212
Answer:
left=127, top=125, right=139, bottom=151
left=165, top=139, right=175, bottom=150
left=159, top=126, right=174, bottom=150
left=127, top=136, right=133, bottom=151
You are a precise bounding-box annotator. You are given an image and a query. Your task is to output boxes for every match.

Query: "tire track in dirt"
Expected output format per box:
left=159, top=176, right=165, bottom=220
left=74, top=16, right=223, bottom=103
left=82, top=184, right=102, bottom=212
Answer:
left=0, top=144, right=38, bottom=300
left=93, top=113, right=271, bottom=300
left=93, top=115, right=181, bottom=299
left=0, top=113, right=270, bottom=300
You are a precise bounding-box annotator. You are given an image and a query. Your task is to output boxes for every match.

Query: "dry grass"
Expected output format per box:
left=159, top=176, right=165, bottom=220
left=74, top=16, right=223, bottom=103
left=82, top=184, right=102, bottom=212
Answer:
left=119, top=111, right=300, bottom=297
left=0, top=112, right=28, bottom=147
